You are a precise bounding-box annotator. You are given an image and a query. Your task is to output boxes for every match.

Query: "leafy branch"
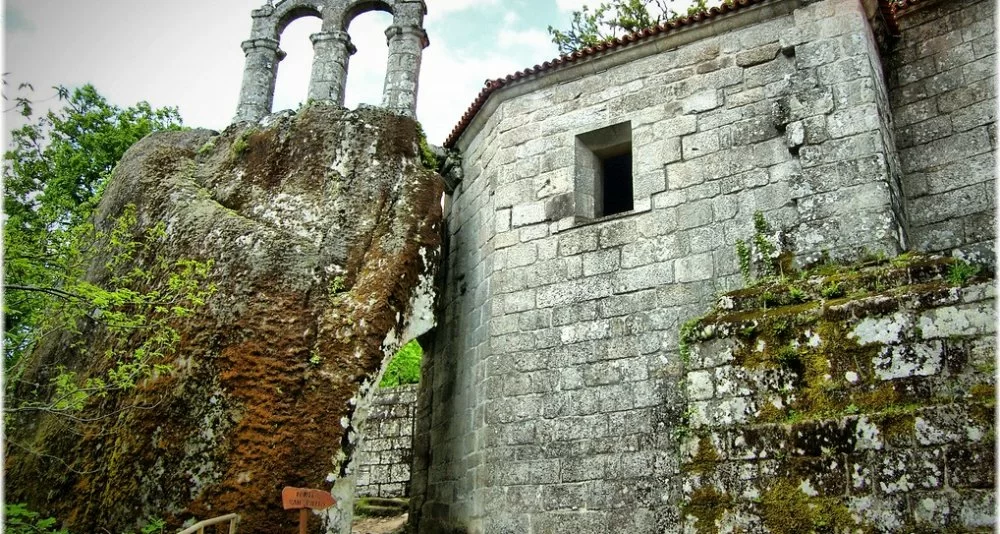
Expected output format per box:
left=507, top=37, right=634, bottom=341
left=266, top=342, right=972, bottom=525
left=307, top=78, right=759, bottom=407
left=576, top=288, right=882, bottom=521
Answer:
left=548, top=0, right=716, bottom=54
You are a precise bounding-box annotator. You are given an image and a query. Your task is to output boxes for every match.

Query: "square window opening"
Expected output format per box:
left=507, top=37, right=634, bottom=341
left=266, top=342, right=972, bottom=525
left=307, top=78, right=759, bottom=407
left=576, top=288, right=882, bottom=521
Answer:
left=575, top=121, right=633, bottom=220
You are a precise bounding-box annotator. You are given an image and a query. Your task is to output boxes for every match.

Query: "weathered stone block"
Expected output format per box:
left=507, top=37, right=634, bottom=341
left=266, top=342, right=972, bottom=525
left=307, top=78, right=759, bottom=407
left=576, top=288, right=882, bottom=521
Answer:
left=736, top=43, right=782, bottom=68
left=675, top=252, right=714, bottom=283
left=947, top=443, right=995, bottom=488
left=683, top=89, right=721, bottom=114
left=613, top=263, right=674, bottom=293
left=559, top=227, right=599, bottom=256
left=681, top=130, right=721, bottom=160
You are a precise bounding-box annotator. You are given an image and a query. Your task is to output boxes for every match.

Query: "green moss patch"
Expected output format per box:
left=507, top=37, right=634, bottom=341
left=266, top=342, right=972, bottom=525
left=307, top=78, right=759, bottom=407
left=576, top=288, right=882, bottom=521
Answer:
left=759, top=480, right=862, bottom=534
left=683, top=486, right=732, bottom=531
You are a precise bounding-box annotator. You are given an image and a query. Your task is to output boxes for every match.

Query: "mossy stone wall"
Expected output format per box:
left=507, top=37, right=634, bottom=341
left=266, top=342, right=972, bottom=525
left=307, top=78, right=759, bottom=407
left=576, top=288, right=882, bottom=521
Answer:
left=680, top=264, right=995, bottom=532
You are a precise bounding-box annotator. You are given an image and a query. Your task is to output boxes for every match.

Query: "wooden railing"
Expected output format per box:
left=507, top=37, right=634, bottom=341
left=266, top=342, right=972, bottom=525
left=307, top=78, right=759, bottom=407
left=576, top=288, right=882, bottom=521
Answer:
left=176, top=513, right=240, bottom=534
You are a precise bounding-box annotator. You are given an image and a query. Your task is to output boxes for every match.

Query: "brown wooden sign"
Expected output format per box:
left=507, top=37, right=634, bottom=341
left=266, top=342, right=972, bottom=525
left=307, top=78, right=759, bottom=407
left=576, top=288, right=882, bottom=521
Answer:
left=282, top=487, right=336, bottom=510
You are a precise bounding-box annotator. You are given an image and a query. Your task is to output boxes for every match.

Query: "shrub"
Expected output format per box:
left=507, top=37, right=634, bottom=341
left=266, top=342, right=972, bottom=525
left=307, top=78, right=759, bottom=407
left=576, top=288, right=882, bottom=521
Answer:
left=380, top=340, right=422, bottom=387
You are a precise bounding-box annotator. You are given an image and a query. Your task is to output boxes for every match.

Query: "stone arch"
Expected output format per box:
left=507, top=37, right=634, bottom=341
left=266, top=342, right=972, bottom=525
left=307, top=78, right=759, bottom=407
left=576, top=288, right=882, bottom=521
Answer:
left=272, top=0, right=325, bottom=37
left=235, top=0, right=428, bottom=123
left=339, top=0, right=394, bottom=31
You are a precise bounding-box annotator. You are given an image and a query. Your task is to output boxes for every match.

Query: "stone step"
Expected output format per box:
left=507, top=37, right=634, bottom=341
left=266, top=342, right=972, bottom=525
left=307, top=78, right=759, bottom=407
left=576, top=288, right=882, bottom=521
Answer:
left=355, top=497, right=408, bottom=518
left=719, top=253, right=958, bottom=314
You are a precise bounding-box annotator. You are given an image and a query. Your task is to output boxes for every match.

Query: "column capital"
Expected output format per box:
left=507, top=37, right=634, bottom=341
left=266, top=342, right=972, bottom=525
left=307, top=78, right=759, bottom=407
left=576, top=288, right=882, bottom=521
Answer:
left=310, top=30, right=357, bottom=55
left=242, top=38, right=281, bottom=54
left=385, top=25, right=429, bottom=49
left=250, top=5, right=275, bottom=17
left=395, top=0, right=427, bottom=12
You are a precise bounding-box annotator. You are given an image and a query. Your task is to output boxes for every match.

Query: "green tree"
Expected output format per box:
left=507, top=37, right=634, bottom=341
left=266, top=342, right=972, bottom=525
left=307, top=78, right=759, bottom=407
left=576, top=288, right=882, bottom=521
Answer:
left=547, top=0, right=713, bottom=54
left=3, top=84, right=183, bottom=366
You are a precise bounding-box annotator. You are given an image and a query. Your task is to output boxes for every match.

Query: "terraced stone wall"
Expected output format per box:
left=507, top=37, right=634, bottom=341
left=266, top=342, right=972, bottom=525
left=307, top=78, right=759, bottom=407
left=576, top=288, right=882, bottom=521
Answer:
left=679, top=261, right=995, bottom=532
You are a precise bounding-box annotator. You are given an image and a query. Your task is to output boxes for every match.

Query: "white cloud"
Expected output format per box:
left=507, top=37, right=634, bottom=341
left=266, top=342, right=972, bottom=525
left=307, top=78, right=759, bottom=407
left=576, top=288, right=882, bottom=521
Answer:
left=502, top=11, right=519, bottom=26
left=555, top=0, right=590, bottom=12
left=425, top=0, right=499, bottom=21
left=498, top=28, right=551, bottom=52
left=415, top=36, right=528, bottom=144
left=495, top=28, right=558, bottom=71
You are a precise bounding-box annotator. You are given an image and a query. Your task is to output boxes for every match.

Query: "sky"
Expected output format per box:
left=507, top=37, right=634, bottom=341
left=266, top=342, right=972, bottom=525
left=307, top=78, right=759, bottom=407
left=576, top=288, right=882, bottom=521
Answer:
left=3, top=0, right=705, bottom=145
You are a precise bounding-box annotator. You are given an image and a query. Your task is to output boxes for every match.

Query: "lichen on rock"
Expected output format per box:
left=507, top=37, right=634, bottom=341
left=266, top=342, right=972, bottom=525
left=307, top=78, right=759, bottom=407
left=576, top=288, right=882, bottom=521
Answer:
left=678, top=254, right=996, bottom=532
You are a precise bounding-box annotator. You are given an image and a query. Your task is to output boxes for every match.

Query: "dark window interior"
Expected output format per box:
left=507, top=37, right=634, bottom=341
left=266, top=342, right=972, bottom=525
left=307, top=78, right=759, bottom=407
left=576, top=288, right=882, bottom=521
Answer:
left=575, top=121, right=633, bottom=220
left=601, top=151, right=633, bottom=216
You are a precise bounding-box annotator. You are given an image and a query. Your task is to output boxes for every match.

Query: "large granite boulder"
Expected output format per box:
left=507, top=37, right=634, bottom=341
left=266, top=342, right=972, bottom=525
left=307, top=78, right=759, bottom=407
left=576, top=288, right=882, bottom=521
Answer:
left=5, top=104, right=443, bottom=533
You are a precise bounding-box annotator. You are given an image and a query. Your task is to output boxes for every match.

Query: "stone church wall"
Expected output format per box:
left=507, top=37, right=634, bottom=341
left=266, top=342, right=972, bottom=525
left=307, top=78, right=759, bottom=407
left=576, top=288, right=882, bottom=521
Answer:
left=411, top=0, right=996, bottom=532
left=887, top=0, right=996, bottom=264
left=680, top=269, right=995, bottom=532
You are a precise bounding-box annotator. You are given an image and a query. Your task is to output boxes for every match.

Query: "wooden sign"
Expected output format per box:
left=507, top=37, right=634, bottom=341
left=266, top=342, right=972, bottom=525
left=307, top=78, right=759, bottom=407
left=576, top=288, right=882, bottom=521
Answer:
left=282, top=487, right=336, bottom=510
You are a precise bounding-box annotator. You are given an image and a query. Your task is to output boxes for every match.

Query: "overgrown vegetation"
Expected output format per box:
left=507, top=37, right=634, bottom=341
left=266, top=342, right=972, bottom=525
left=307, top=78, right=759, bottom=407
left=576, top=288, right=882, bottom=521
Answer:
left=947, top=259, right=980, bottom=285
left=548, top=0, right=913, bottom=54
left=416, top=122, right=439, bottom=171
left=677, top=213, right=989, bottom=532
left=4, top=85, right=215, bottom=417
left=230, top=127, right=255, bottom=158
left=679, top=210, right=990, bottom=426
left=379, top=339, right=422, bottom=388
left=3, top=503, right=166, bottom=534
left=4, top=83, right=184, bottom=366
left=4, top=503, right=69, bottom=534
left=759, top=481, right=859, bottom=534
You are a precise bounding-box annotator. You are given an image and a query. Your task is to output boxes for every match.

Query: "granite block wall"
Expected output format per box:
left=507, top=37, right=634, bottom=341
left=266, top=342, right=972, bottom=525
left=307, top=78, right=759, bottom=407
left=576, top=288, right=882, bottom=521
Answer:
left=411, top=0, right=996, bottom=532
left=356, top=385, right=418, bottom=499
left=888, top=0, right=997, bottom=264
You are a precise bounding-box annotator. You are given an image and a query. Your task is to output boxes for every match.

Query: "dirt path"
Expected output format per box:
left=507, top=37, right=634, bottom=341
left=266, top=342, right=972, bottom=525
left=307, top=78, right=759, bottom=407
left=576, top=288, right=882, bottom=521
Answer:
left=352, top=513, right=408, bottom=534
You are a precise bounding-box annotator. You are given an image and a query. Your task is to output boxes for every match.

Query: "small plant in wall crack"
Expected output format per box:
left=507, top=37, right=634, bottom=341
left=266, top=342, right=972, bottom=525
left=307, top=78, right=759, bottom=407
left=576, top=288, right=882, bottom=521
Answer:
left=230, top=127, right=256, bottom=158
left=736, top=238, right=752, bottom=286
left=678, top=317, right=703, bottom=365
left=947, top=259, right=980, bottom=285
left=734, top=211, right=788, bottom=287
left=672, top=405, right=698, bottom=441
left=753, top=211, right=779, bottom=277
left=329, top=275, right=347, bottom=295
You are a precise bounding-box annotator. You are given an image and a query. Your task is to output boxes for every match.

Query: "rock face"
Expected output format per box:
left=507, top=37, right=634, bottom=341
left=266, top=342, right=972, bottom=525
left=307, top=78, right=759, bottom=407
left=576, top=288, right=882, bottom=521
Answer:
left=5, top=104, right=444, bottom=533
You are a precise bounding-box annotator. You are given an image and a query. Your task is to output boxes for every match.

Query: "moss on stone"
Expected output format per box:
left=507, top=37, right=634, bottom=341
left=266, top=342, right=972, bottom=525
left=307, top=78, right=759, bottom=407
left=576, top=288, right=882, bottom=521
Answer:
left=969, top=383, right=996, bottom=401
left=873, top=412, right=916, bottom=444
left=683, top=485, right=732, bottom=531
left=685, top=435, right=721, bottom=474
left=759, top=480, right=862, bottom=534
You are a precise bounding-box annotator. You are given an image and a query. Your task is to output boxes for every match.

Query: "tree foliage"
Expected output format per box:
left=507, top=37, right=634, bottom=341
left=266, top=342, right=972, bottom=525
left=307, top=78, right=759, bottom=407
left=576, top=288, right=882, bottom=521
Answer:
left=4, top=84, right=183, bottom=365
left=548, top=0, right=716, bottom=54
left=3, top=84, right=218, bottom=418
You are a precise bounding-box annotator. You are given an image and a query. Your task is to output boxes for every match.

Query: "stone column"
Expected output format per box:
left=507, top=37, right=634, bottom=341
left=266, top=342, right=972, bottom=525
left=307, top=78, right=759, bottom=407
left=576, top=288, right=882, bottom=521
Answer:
left=234, top=38, right=285, bottom=123
left=308, top=31, right=357, bottom=106
left=382, top=24, right=428, bottom=117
